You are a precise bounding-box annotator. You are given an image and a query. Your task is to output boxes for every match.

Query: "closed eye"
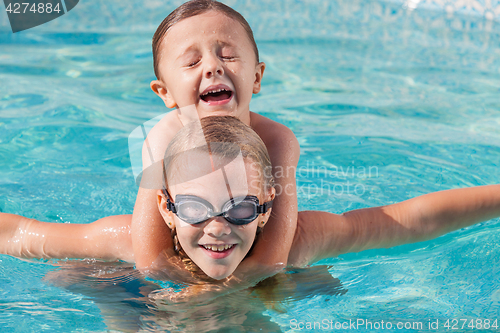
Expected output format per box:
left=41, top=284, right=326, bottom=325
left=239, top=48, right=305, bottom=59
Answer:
left=187, top=59, right=200, bottom=67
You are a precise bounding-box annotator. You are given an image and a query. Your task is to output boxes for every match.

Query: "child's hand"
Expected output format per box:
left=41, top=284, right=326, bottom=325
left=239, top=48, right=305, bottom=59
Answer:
left=150, top=283, right=227, bottom=305
left=148, top=261, right=285, bottom=304
left=140, top=250, right=202, bottom=285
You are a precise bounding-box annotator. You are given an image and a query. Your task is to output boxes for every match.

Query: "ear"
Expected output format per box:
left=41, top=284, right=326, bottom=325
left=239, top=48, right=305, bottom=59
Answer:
left=151, top=80, right=177, bottom=108
left=252, top=62, right=266, bottom=94
left=157, top=189, right=176, bottom=230
left=258, top=187, right=275, bottom=228
left=266, top=186, right=276, bottom=203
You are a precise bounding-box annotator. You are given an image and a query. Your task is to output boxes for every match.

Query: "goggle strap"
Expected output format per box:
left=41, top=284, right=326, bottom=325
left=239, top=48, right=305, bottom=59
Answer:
left=257, top=199, right=273, bottom=214
left=163, top=189, right=177, bottom=214
left=166, top=198, right=177, bottom=214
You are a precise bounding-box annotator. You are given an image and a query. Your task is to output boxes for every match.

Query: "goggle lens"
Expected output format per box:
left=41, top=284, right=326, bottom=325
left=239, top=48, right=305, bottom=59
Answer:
left=177, top=201, right=210, bottom=223
left=224, top=201, right=256, bottom=222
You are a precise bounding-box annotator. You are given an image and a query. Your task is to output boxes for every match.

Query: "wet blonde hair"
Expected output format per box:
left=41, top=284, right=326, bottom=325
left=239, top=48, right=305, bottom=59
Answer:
left=163, top=116, right=273, bottom=193
left=162, top=116, right=274, bottom=277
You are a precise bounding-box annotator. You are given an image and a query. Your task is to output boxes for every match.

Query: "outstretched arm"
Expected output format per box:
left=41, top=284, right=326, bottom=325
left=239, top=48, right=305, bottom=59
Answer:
left=0, top=213, right=133, bottom=261
left=289, top=185, right=500, bottom=266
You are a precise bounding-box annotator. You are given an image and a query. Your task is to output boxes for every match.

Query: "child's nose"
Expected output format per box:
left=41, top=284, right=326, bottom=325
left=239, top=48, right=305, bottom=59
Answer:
left=204, top=55, right=224, bottom=78
left=204, top=217, right=231, bottom=237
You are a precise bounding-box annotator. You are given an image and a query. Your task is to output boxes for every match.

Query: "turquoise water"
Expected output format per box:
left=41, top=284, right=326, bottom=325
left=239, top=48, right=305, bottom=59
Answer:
left=1, top=0, right=500, bottom=332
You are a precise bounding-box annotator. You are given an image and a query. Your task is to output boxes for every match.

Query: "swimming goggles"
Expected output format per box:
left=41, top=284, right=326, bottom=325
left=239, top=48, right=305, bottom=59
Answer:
left=162, top=189, right=273, bottom=225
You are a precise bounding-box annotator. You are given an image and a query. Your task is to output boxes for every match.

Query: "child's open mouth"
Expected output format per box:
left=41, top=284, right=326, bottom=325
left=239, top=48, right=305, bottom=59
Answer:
left=200, top=87, right=233, bottom=105
left=200, top=244, right=235, bottom=259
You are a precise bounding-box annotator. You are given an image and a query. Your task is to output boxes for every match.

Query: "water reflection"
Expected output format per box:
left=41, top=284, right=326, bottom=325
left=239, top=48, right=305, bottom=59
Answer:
left=44, top=261, right=346, bottom=332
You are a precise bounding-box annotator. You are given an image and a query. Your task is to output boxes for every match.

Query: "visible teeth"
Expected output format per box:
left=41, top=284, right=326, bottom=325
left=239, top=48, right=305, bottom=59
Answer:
left=202, top=88, right=228, bottom=96
left=203, top=244, right=233, bottom=252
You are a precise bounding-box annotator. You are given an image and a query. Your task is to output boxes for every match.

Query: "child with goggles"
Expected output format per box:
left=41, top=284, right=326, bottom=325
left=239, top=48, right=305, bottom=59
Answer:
left=1, top=116, right=500, bottom=293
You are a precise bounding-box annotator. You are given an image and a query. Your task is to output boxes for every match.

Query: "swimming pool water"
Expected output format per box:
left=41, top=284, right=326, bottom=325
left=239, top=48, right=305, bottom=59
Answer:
left=1, top=0, right=500, bottom=332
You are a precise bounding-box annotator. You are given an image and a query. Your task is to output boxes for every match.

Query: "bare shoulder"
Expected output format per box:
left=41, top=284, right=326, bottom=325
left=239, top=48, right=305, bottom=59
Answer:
left=147, top=111, right=183, bottom=147
left=250, top=112, right=300, bottom=164
left=142, top=111, right=183, bottom=166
